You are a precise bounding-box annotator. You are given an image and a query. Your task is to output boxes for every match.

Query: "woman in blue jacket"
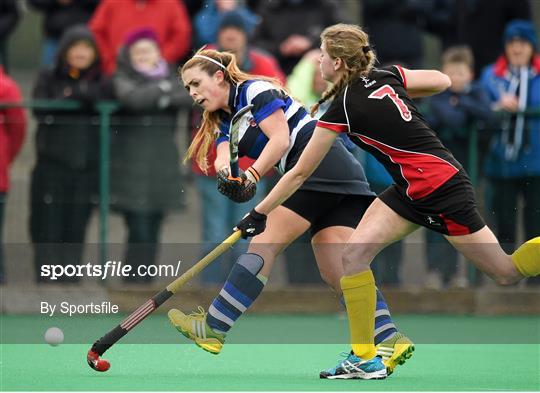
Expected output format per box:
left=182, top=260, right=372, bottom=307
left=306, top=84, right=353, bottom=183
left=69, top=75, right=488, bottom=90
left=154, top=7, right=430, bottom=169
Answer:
left=480, top=20, right=540, bottom=285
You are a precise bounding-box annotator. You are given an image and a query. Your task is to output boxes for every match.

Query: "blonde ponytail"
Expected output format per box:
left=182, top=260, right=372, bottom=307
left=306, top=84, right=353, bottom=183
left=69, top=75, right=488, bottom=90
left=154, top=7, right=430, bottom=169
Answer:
left=312, top=24, right=377, bottom=115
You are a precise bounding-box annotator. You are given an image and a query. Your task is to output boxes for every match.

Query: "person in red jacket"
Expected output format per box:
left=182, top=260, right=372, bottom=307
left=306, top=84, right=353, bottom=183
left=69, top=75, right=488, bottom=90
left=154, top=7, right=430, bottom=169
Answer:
left=88, top=0, right=192, bottom=75
left=0, top=66, right=26, bottom=283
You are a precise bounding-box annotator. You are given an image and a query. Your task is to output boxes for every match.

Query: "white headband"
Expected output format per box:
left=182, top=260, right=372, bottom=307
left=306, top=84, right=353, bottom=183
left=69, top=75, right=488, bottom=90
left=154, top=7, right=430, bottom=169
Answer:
left=193, top=54, right=227, bottom=70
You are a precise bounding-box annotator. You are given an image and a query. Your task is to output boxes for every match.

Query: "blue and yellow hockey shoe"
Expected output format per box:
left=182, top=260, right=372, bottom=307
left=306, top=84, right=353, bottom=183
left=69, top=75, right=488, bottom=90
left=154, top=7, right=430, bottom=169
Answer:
left=376, top=332, right=415, bottom=375
left=320, top=352, right=387, bottom=380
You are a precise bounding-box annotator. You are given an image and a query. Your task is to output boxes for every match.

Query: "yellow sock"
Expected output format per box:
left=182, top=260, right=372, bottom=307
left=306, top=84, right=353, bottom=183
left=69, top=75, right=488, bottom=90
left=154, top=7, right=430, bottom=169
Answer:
left=511, top=237, right=540, bottom=277
left=340, top=270, right=376, bottom=360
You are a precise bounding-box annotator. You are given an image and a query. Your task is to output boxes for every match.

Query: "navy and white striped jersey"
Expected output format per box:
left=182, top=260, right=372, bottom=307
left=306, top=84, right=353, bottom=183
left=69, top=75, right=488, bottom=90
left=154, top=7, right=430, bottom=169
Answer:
left=216, top=79, right=374, bottom=196
left=215, top=80, right=314, bottom=174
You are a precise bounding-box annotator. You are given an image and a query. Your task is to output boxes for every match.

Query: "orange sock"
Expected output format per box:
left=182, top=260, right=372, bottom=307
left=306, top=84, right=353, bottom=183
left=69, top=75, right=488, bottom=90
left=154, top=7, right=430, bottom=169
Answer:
left=340, top=270, right=377, bottom=359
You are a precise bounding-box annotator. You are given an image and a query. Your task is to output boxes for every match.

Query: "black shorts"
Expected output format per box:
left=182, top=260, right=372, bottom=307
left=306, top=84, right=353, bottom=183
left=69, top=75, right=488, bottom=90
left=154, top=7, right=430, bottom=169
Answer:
left=379, top=172, right=485, bottom=236
left=282, top=190, right=375, bottom=237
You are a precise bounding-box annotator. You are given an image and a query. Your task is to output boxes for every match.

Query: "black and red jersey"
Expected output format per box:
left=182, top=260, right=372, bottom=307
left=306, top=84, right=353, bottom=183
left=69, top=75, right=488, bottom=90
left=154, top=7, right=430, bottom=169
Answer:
left=317, top=65, right=463, bottom=201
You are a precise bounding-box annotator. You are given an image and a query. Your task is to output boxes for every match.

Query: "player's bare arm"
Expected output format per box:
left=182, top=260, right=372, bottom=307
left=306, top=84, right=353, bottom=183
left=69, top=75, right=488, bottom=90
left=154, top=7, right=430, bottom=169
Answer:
left=256, top=127, right=338, bottom=215
left=249, top=109, right=290, bottom=176
left=403, top=68, right=451, bottom=98
left=214, top=140, right=231, bottom=172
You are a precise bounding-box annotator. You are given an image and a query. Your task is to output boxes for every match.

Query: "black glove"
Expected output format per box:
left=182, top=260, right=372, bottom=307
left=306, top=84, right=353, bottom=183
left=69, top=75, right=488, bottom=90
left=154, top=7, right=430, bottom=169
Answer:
left=217, top=168, right=257, bottom=203
left=235, top=209, right=267, bottom=238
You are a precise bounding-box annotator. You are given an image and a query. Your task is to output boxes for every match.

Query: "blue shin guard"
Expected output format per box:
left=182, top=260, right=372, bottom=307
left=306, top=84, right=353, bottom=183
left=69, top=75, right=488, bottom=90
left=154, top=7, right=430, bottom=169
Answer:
left=206, top=253, right=266, bottom=333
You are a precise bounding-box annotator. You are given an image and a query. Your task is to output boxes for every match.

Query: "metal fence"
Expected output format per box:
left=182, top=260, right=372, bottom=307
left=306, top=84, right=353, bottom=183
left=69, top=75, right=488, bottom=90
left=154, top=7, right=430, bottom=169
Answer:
left=1, top=100, right=539, bottom=290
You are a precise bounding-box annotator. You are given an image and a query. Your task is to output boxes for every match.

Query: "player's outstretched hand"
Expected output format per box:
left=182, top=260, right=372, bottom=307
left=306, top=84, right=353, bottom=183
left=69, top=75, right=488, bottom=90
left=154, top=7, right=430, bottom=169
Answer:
left=217, top=168, right=257, bottom=203
left=235, top=209, right=267, bottom=238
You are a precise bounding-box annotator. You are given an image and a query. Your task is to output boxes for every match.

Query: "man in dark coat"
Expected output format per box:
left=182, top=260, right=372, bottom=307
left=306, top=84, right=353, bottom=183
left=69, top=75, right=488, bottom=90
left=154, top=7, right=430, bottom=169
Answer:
left=252, top=0, right=350, bottom=75
left=28, top=0, right=100, bottom=66
left=426, top=0, right=531, bottom=76
left=0, top=0, right=20, bottom=72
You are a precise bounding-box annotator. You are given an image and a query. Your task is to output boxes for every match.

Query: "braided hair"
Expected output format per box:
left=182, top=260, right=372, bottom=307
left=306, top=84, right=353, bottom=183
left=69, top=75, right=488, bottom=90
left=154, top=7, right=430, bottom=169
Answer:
left=311, top=24, right=377, bottom=117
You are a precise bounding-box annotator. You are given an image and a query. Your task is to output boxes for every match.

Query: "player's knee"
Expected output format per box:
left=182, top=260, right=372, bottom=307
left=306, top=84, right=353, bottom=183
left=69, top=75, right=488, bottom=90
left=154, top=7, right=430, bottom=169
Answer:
left=492, top=261, right=520, bottom=286
left=318, top=268, right=330, bottom=285
left=236, top=253, right=264, bottom=275
left=318, top=269, right=339, bottom=292
left=494, top=276, right=515, bottom=286
left=342, top=243, right=372, bottom=272
left=493, top=269, right=519, bottom=286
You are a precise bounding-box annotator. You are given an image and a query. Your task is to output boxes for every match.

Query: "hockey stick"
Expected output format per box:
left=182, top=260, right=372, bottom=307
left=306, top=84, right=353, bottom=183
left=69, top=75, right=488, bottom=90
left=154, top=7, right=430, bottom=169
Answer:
left=228, top=104, right=253, bottom=178
left=87, top=230, right=242, bottom=372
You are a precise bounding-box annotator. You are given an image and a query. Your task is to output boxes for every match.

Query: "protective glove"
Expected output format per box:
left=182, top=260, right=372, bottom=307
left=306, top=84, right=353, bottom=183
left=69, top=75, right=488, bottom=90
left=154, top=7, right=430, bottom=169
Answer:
left=216, top=166, right=259, bottom=203
left=235, top=209, right=267, bottom=238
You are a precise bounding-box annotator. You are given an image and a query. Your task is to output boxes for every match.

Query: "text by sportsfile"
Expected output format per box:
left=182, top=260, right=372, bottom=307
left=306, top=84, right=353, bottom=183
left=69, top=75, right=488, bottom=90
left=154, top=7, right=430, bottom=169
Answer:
left=39, top=260, right=183, bottom=280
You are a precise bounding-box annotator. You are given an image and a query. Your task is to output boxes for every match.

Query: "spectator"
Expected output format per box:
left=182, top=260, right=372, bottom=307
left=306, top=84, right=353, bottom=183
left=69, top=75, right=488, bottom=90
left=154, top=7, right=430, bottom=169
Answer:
left=0, top=66, right=26, bottom=284
left=428, top=0, right=531, bottom=76
left=253, top=0, right=349, bottom=75
left=30, top=25, right=107, bottom=283
left=111, top=28, right=190, bottom=283
left=286, top=49, right=327, bottom=110
left=184, top=0, right=205, bottom=19
left=363, top=0, right=443, bottom=68
left=212, top=11, right=285, bottom=83
left=191, top=11, right=286, bottom=283
left=0, top=0, right=20, bottom=73
left=88, top=0, right=192, bottom=75
left=193, top=0, right=259, bottom=49
left=424, top=46, right=493, bottom=289
left=480, top=20, right=540, bottom=286
left=28, top=0, right=99, bottom=67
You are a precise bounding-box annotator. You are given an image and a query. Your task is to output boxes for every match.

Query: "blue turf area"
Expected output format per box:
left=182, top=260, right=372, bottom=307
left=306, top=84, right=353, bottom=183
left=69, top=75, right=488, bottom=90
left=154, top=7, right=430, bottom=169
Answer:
left=1, top=314, right=539, bottom=391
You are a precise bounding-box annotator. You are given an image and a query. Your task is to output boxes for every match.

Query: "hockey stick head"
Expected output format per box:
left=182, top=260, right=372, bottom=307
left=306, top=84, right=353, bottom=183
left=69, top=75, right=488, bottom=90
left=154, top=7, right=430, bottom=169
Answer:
left=229, top=104, right=253, bottom=177
left=87, top=349, right=110, bottom=372
left=85, top=231, right=241, bottom=373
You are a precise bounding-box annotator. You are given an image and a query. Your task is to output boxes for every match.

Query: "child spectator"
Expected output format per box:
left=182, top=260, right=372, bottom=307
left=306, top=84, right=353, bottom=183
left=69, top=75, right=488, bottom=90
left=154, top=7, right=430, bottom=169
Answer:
left=424, top=46, right=493, bottom=289
left=111, top=28, right=190, bottom=283
left=0, top=66, right=26, bottom=283
left=30, top=25, right=107, bottom=283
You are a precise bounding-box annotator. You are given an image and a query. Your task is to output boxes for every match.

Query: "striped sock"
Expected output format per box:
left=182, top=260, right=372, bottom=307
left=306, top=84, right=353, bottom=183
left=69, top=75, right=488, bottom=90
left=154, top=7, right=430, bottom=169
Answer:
left=340, top=288, right=397, bottom=345
left=374, top=290, right=397, bottom=344
left=206, top=254, right=266, bottom=334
